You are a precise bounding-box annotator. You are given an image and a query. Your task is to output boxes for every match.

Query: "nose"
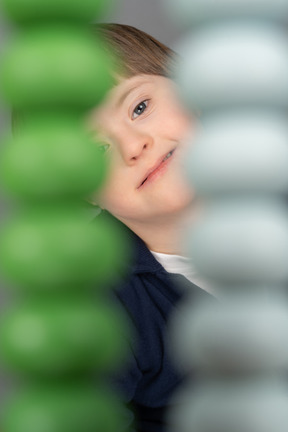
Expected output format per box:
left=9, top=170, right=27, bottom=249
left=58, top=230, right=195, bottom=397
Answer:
left=117, top=128, right=154, bottom=165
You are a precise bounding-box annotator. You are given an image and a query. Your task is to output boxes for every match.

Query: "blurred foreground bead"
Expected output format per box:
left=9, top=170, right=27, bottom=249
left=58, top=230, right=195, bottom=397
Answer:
left=1, top=115, right=107, bottom=199
left=168, top=381, right=288, bottom=432
left=0, top=298, right=129, bottom=375
left=164, top=0, right=288, bottom=27
left=175, top=23, right=288, bottom=111
left=185, top=198, right=288, bottom=283
left=0, top=207, right=130, bottom=291
left=1, top=0, right=115, bottom=23
left=2, top=384, right=126, bottom=432
left=0, top=25, right=114, bottom=109
left=184, top=110, right=288, bottom=195
left=170, top=296, right=288, bottom=374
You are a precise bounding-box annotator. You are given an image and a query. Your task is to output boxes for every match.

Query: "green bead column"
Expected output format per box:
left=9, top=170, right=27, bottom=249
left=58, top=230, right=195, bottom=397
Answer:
left=0, top=2, right=131, bottom=431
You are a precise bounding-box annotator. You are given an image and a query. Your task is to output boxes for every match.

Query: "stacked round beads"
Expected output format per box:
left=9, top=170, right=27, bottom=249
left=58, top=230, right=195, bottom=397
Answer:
left=162, top=1, right=288, bottom=431
left=0, top=1, right=131, bottom=432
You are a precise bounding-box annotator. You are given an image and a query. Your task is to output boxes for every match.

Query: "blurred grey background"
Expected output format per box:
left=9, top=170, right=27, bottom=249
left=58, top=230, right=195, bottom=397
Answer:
left=99, top=0, right=183, bottom=47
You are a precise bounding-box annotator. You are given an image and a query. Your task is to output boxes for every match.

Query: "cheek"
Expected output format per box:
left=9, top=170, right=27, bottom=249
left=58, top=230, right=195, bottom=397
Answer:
left=98, top=181, right=121, bottom=210
left=98, top=171, right=134, bottom=215
left=158, top=106, right=192, bottom=139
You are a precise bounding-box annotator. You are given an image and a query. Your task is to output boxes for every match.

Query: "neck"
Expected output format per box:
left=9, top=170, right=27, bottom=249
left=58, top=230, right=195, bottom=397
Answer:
left=118, top=204, right=201, bottom=255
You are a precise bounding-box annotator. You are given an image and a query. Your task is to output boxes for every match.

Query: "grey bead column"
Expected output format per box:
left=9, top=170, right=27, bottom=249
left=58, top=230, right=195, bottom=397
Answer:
left=161, top=1, right=288, bottom=431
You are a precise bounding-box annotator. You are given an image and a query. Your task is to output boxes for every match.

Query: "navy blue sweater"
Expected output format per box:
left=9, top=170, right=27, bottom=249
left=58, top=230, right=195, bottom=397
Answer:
left=98, top=211, right=213, bottom=432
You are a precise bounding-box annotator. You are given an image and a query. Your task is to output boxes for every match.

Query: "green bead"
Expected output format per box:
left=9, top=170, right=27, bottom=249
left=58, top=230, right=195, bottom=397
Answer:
left=0, top=207, right=131, bottom=291
left=1, top=115, right=107, bottom=199
left=2, top=385, right=126, bottom=432
left=0, top=298, right=129, bottom=375
left=0, top=25, right=115, bottom=109
left=1, top=0, right=115, bottom=23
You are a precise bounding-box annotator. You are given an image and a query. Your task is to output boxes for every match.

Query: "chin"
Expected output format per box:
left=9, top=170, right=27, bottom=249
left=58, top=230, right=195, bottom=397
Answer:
left=153, top=196, right=195, bottom=222
left=162, top=183, right=194, bottom=209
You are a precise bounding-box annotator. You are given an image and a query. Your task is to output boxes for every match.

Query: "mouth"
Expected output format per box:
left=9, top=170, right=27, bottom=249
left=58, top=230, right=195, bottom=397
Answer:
left=137, top=149, right=176, bottom=189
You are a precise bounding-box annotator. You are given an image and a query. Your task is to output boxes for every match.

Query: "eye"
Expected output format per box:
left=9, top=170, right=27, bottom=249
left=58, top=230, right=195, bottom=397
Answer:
left=132, top=100, right=149, bottom=120
left=96, top=143, right=110, bottom=154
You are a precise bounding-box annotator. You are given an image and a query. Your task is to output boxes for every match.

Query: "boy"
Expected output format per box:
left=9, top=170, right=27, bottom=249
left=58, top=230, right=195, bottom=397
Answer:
left=87, top=24, right=213, bottom=432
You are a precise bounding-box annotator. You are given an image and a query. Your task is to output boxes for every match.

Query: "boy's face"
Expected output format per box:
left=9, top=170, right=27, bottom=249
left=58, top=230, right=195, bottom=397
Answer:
left=87, top=74, right=196, bottom=226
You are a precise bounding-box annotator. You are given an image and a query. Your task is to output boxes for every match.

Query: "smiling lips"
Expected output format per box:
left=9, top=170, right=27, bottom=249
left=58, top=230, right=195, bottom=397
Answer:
left=137, top=149, right=175, bottom=189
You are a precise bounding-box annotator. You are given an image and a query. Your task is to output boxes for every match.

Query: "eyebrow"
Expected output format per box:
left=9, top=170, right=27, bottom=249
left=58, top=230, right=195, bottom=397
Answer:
left=115, top=81, right=151, bottom=108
